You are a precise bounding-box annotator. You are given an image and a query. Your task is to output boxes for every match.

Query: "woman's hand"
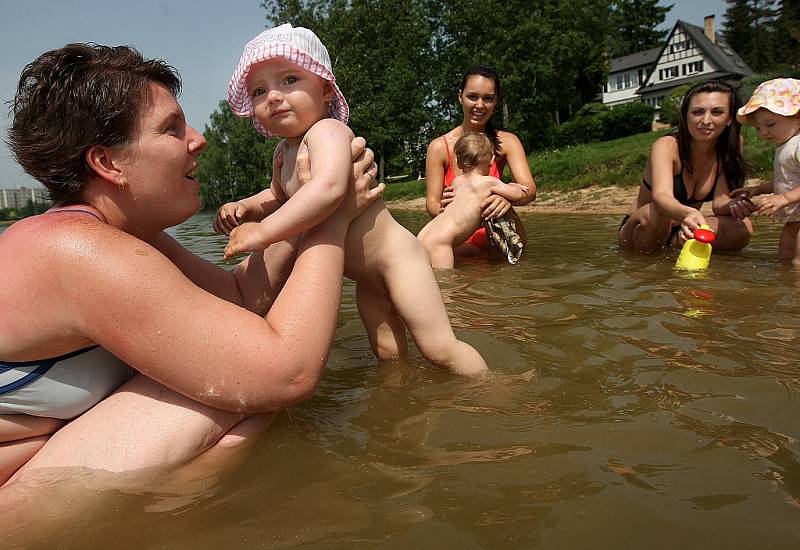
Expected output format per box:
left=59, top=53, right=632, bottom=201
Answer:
left=728, top=187, right=758, bottom=219
left=331, top=137, right=383, bottom=223
left=481, top=195, right=512, bottom=219
left=679, top=209, right=707, bottom=243
left=440, top=187, right=456, bottom=213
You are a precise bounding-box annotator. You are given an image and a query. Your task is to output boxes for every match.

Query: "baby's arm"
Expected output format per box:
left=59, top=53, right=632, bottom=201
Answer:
left=487, top=177, right=530, bottom=204
left=213, top=146, right=288, bottom=235
left=757, top=181, right=800, bottom=215
left=225, top=120, right=353, bottom=258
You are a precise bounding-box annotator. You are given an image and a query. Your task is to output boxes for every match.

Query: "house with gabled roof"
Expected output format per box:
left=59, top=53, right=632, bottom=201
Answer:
left=602, top=47, right=661, bottom=107
left=602, top=15, right=753, bottom=111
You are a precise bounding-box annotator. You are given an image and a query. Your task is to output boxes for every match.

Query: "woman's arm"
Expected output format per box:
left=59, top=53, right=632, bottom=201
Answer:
left=425, top=137, right=448, bottom=218
left=66, top=175, right=377, bottom=414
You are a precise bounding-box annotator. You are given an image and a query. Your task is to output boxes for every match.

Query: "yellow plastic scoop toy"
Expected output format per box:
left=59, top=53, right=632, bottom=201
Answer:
left=675, top=224, right=716, bottom=270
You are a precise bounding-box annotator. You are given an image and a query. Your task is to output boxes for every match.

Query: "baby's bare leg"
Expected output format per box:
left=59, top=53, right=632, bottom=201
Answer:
left=384, top=239, right=487, bottom=376
left=417, top=218, right=463, bottom=269
left=356, top=282, right=408, bottom=359
left=779, top=221, right=800, bottom=268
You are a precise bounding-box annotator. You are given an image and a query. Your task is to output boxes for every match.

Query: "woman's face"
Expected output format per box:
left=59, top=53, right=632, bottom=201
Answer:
left=685, top=92, right=732, bottom=143
left=115, top=82, right=207, bottom=232
left=459, top=75, right=497, bottom=127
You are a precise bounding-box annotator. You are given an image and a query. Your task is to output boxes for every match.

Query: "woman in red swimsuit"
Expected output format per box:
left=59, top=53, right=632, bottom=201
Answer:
left=425, top=66, right=536, bottom=256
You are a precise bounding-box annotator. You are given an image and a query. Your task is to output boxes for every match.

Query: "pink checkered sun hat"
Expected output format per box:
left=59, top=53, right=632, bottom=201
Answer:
left=737, top=78, right=800, bottom=124
left=228, top=23, right=349, bottom=137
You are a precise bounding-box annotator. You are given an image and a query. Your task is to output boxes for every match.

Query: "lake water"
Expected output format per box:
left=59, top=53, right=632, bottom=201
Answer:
left=3, top=210, right=800, bottom=548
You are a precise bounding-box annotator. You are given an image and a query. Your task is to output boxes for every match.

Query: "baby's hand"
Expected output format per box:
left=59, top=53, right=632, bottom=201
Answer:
left=757, top=194, right=789, bottom=216
left=214, top=202, right=248, bottom=236
left=224, top=222, right=270, bottom=260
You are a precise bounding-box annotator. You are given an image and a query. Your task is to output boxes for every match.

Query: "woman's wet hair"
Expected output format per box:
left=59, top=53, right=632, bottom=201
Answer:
left=7, top=43, right=181, bottom=204
left=676, top=79, right=746, bottom=189
left=454, top=132, right=493, bottom=172
left=460, top=65, right=502, bottom=154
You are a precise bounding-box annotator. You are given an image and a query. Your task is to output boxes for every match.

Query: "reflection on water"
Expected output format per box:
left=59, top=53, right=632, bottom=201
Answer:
left=4, top=211, right=800, bottom=548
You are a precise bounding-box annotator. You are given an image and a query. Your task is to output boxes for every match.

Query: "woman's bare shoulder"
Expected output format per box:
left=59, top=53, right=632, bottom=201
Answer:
left=652, top=134, right=679, bottom=152
left=427, top=132, right=450, bottom=155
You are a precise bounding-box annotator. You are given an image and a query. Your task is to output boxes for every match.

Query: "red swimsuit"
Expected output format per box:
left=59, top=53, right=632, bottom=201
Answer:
left=442, top=137, right=502, bottom=249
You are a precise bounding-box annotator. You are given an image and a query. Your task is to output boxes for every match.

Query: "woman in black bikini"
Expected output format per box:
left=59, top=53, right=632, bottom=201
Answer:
left=619, top=80, right=756, bottom=253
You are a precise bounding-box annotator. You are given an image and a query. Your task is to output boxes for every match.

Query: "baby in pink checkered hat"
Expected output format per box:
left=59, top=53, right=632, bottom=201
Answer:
left=216, top=24, right=487, bottom=376
left=731, top=78, right=800, bottom=266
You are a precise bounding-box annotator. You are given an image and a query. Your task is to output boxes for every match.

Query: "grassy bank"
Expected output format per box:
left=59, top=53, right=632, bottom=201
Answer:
left=383, top=125, right=775, bottom=200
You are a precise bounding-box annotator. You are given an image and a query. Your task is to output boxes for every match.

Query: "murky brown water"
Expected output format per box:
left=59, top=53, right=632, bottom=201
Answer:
left=3, top=210, right=800, bottom=548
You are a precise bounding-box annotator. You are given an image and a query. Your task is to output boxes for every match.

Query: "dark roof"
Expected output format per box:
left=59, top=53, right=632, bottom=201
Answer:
left=609, top=46, right=662, bottom=73
left=638, top=71, right=732, bottom=95
left=678, top=20, right=752, bottom=78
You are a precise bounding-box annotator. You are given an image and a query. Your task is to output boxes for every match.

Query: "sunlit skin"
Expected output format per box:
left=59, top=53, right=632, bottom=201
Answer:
left=750, top=109, right=800, bottom=145
left=247, top=57, right=333, bottom=141
left=685, top=91, right=733, bottom=144
left=424, top=74, right=536, bottom=258
left=95, top=83, right=207, bottom=240
left=459, top=76, right=498, bottom=129
left=619, top=91, right=754, bottom=253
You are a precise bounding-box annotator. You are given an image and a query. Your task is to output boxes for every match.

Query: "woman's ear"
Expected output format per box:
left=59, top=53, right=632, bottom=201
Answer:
left=85, top=145, right=127, bottom=189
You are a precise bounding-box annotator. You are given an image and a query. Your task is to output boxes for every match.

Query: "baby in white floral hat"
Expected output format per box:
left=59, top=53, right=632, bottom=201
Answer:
left=216, top=24, right=488, bottom=376
left=732, top=78, right=800, bottom=266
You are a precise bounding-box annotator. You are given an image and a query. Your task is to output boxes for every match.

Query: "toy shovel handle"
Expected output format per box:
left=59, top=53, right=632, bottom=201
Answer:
left=694, top=227, right=716, bottom=243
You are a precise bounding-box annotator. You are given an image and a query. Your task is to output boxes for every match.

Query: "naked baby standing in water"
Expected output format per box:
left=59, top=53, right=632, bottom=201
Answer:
left=216, top=24, right=487, bottom=376
left=418, top=133, right=529, bottom=268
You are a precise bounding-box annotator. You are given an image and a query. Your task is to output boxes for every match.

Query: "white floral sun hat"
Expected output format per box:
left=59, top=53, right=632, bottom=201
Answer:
left=737, top=78, right=800, bottom=124
left=227, top=23, right=349, bottom=137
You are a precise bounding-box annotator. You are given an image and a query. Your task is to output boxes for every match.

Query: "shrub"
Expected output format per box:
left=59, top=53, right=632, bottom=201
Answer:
left=603, top=102, right=655, bottom=140
left=546, top=101, right=654, bottom=147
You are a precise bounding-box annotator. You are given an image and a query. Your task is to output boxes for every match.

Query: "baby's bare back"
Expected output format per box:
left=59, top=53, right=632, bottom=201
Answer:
left=437, top=174, right=497, bottom=240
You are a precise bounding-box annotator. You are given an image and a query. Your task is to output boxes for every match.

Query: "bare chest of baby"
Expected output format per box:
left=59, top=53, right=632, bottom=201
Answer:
left=280, top=155, right=414, bottom=282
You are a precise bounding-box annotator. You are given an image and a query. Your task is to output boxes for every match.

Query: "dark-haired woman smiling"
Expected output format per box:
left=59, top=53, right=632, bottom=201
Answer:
left=425, top=66, right=535, bottom=256
left=619, top=80, right=756, bottom=253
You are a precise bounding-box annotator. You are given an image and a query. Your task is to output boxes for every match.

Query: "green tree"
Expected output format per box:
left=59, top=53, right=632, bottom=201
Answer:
left=609, top=0, right=673, bottom=57
left=196, top=101, right=276, bottom=209
left=771, top=0, right=800, bottom=66
left=430, top=0, right=613, bottom=148
left=723, top=0, right=780, bottom=71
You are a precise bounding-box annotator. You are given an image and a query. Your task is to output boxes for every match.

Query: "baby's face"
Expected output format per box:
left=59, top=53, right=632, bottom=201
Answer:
left=751, top=108, right=800, bottom=145
left=246, top=57, right=333, bottom=138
